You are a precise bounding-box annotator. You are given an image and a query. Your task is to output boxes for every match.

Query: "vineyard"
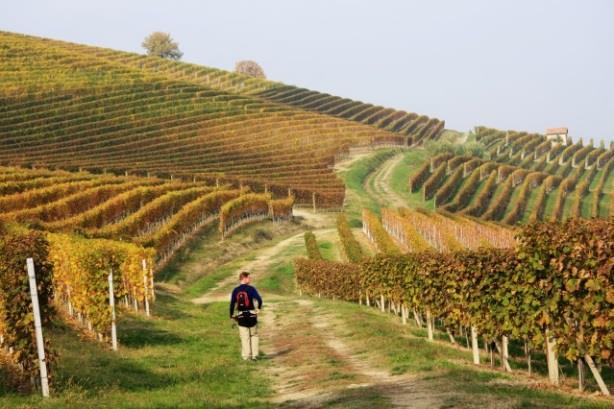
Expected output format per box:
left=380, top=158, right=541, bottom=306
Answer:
left=256, top=86, right=446, bottom=146
left=0, top=164, right=295, bottom=391
left=0, top=27, right=612, bottom=408
left=407, top=127, right=613, bottom=224
left=299, top=214, right=613, bottom=396
left=293, top=157, right=613, bottom=398
left=0, top=31, right=445, bottom=209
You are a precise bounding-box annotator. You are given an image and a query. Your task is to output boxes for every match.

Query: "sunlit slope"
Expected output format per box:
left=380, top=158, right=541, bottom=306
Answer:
left=408, top=127, right=613, bottom=224
left=2, top=31, right=445, bottom=146
left=0, top=31, right=414, bottom=207
left=256, top=86, right=445, bottom=146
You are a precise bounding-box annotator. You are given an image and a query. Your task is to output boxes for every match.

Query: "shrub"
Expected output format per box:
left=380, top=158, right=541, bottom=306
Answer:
left=303, top=231, right=322, bottom=260
left=463, top=170, right=497, bottom=217
left=336, top=214, right=364, bottom=263
left=434, top=166, right=463, bottom=207
left=423, top=163, right=446, bottom=200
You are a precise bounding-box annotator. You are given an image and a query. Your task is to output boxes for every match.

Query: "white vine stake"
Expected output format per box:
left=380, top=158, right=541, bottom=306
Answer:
left=142, top=259, right=150, bottom=317
left=108, top=270, right=118, bottom=352
left=26, top=258, right=50, bottom=398
left=545, top=329, right=559, bottom=386
left=585, top=354, right=610, bottom=396
left=500, top=336, right=512, bottom=372
left=471, top=326, right=480, bottom=365
left=426, top=308, right=434, bottom=341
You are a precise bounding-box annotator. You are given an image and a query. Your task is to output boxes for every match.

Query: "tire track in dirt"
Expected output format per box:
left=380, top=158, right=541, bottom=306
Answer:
left=364, top=152, right=407, bottom=210
left=191, top=210, right=457, bottom=408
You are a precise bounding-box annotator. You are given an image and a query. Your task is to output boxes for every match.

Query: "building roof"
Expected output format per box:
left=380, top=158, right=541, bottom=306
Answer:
left=545, top=127, right=568, bottom=135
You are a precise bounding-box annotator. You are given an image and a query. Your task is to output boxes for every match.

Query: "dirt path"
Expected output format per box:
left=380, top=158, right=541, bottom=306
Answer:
left=364, top=152, right=407, bottom=210
left=192, top=209, right=335, bottom=304
left=191, top=211, right=452, bottom=408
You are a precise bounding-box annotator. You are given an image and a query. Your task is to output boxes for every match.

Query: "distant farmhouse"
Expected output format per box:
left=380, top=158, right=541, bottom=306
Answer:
left=545, top=127, right=568, bottom=145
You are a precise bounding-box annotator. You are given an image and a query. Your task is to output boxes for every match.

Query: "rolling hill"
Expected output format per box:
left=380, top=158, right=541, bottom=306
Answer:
left=0, top=31, right=444, bottom=208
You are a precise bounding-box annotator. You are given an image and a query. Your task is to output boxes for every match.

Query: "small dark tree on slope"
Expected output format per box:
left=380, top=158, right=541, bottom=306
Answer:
left=142, top=32, right=183, bottom=60
left=235, top=60, right=266, bottom=79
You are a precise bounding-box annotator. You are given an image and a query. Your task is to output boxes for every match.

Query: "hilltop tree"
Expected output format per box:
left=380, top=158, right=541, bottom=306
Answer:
left=235, top=60, right=266, bottom=79
left=142, top=32, right=183, bottom=60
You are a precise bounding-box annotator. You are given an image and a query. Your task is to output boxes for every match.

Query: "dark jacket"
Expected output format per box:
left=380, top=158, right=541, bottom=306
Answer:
left=229, top=284, right=263, bottom=318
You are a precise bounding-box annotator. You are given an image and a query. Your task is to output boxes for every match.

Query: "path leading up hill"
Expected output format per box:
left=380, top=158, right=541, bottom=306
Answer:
left=190, top=216, right=459, bottom=408
left=365, top=152, right=408, bottom=210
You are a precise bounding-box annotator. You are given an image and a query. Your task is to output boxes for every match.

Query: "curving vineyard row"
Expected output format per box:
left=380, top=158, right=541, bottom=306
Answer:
left=382, top=208, right=515, bottom=252
left=256, top=86, right=446, bottom=146
left=359, top=207, right=514, bottom=256
left=408, top=129, right=613, bottom=224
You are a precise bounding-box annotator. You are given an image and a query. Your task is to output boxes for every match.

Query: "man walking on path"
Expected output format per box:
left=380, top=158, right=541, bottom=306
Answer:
left=230, top=271, right=263, bottom=360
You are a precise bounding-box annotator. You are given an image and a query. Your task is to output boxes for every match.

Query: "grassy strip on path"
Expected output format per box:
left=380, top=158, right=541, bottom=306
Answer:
left=388, top=149, right=435, bottom=210
left=337, top=148, right=398, bottom=226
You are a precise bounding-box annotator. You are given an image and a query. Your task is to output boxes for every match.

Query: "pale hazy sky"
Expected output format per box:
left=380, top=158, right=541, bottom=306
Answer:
left=3, top=0, right=613, bottom=142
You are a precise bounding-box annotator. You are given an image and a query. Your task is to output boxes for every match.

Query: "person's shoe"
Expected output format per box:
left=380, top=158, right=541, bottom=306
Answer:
left=242, top=357, right=249, bottom=361
left=251, top=356, right=258, bottom=361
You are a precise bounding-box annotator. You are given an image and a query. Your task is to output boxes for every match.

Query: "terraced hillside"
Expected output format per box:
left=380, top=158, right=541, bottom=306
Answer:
left=408, top=127, right=613, bottom=224
left=0, top=31, right=444, bottom=207
left=11, top=31, right=445, bottom=146
left=0, top=166, right=293, bottom=267
left=256, top=86, right=445, bottom=146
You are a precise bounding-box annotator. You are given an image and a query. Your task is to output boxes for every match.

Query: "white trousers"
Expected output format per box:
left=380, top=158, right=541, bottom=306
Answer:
left=238, top=324, right=259, bottom=359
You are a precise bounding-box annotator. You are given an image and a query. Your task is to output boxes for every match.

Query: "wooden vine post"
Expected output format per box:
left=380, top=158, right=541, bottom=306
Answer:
left=108, top=270, right=118, bottom=352
left=26, top=258, right=50, bottom=398
left=412, top=309, right=422, bottom=327
left=578, top=358, right=585, bottom=392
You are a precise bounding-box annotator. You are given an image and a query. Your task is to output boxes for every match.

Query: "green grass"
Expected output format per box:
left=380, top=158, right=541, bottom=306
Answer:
left=502, top=181, right=523, bottom=219
left=312, top=299, right=614, bottom=409
left=339, top=148, right=435, bottom=227
left=542, top=186, right=560, bottom=220
left=1, top=294, right=273, bottom=409
left=0, top=219, right=310, bottom=409
left=599, top=192, right=611, bottom=218
left=590, top=169, right=605, bottom=190
left=318, top=240, right=336, bottom=261
left=604, top=168, right=614, bottom=194
left=521, top=186, right=542, bottom=223
left=185, top=258, right=247, bottom=297
left=338, top=149, right=397, bottom=225
left=162, top=220, right=303, bottom=288
left=388, top=149, right=435, bottom=210
left=257, top=238, right=305, bottom=295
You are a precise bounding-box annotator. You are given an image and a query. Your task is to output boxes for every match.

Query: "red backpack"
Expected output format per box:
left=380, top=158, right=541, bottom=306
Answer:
left=236, top=290, right=251, bottom=310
